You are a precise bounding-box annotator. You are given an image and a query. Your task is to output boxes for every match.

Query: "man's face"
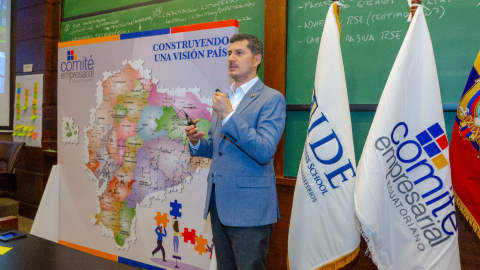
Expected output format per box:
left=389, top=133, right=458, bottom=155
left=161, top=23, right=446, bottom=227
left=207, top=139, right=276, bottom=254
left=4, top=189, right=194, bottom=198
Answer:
left=227, top=40, right=261, bottom=84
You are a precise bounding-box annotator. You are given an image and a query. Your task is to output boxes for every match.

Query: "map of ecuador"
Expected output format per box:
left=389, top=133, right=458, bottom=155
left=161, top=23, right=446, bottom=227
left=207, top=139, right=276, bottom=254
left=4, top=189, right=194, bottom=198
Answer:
left=85, top=59, right=212, bottom=248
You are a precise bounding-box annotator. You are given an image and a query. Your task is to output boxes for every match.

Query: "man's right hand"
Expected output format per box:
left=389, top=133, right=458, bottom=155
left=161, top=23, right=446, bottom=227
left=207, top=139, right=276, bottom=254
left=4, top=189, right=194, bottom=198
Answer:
left=185, top=118, right=206, bottom=146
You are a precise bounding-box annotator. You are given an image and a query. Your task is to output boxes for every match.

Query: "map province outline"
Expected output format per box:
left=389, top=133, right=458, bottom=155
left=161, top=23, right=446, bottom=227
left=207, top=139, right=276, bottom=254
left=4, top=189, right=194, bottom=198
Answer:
left=84, top=59, right=212, bottom=249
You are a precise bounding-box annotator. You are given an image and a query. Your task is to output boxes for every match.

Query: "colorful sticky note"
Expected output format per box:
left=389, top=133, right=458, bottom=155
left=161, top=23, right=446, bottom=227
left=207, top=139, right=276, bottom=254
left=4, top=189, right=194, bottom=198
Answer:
left=13, top=124, right=21, bottom=136
left=32, top=133, right=38, bottom=140
left=0, top=246, right=12, bottom=255
left=21, top=90, right=29, bottom=110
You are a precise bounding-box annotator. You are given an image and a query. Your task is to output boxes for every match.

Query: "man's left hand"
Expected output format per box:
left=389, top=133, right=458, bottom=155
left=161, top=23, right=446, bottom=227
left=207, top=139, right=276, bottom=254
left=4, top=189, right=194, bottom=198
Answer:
left=212, top=92, right=233, bottom=118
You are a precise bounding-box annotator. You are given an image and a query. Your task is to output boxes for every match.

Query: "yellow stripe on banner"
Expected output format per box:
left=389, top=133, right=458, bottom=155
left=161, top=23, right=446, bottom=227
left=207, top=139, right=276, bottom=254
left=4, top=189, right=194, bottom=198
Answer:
left=333, top=3, right=341, bottom=37
left=287, top=245, right=360, bottom=270
left=474, top=50, right=480, bottom=74
left=432, top=154, right=449, bottom=170
left=454, top=193, right=480, bottom=240
left=310, top=89, right=317, bottom=120
left=58, top=35, right=120, bottom=48
left=58, top=240, right=118, bottom=261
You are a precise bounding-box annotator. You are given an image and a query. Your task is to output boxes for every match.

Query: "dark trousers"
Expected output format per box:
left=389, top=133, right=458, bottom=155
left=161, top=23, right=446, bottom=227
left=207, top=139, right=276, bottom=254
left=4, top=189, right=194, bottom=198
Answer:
left=152, top=240, right=165, bottom=260
left=209, top=185, right=274, bottom=270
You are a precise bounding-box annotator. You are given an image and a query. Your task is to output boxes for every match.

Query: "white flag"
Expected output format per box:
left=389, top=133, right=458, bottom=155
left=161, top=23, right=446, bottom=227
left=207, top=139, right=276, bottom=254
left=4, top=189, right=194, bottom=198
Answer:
left=288, top=4, right=360, bottom=269
left=354, top=7, right=461, bottom=270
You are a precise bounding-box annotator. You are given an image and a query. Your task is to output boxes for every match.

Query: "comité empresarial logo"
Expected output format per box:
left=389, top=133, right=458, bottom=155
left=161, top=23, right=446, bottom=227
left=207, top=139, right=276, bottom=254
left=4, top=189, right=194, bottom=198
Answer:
left=60, top=50, right=95, bottom=80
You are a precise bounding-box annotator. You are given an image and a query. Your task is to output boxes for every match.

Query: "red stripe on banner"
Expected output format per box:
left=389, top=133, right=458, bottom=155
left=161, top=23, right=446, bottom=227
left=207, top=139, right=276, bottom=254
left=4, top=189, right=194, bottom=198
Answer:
left=436, top=134, right=449, bottom=150
left=468, top=93, right=480, bottom=116
left=171, top=20, right=238, bottom=34
left=451, top=121, right=480, bottom=227
left=461, top=127, right=472, bottom=138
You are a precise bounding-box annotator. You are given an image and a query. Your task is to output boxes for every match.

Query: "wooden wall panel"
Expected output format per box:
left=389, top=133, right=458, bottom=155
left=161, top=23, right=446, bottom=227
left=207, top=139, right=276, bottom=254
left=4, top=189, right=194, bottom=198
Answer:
left=268, top=185, right=295, bottom=269
left=11, top=0, right=59, bottom=219
left=265, top=0, right=287, bottom=178
left=16, top=4, right=46, bottom=41
left=0, top=134, right=14, bottom=141
left=45, top=2, right=61, bottom=37
left=16, top=38, right=46, bottom=73
left=42, top=70, right=58, bottom=105
left=17, top=0, right=61, bottom=10
left=456, top=209, right=480, bottom=269
left=15, top=147, right=47, bottom=173
left=16, top=37, right=58, bottom=73
left=15, top=170, right=48, bottom=206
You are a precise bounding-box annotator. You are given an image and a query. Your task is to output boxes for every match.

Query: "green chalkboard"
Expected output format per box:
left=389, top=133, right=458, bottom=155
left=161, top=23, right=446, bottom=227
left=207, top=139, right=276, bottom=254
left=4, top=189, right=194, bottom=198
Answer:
left=61, top=0, right=264, bottom=42
left=63, top=0, right=165, bottom=18
left=284, top=111, right=457, bottom=177
left=286, top=0, right=480, bottom=105
left=284, top=0, right=479, bottom=177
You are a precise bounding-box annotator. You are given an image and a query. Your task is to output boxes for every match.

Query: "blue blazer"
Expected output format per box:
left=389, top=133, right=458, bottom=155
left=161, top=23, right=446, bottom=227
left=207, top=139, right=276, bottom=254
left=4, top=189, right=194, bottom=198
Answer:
left=190, top=80, right=286, bottom=227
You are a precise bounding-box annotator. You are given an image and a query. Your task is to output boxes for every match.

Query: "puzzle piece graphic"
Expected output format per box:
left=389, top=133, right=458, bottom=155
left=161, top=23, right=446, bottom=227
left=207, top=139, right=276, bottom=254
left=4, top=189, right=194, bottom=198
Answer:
left=154, top=212, right=169, bottom=228
left=194, top=235, right=209, bottom=255
left=173, top=184, right=184, bottom=193
left=62, top=116, right=80, bottom=144
left=170, top=200, right=182, bottom=219
left=183, top=228, right=196, bottom=244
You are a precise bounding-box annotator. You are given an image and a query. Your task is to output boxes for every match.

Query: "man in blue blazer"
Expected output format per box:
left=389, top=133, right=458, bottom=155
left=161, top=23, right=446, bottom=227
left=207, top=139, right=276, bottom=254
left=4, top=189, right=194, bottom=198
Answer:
left=185, top=34, right=286, bottom=270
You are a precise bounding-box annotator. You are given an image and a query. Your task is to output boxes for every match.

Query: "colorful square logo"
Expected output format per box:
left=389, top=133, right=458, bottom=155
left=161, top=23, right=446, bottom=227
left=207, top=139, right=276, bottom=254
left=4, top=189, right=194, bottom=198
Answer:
left=67, top=50, right=77, bottom=61
left=415, top=122, right=449, bottom=170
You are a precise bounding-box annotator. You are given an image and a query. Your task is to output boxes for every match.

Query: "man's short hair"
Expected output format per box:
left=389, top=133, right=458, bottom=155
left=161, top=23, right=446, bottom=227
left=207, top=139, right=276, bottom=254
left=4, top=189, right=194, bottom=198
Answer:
left=230, top=34, right=263, bottom=70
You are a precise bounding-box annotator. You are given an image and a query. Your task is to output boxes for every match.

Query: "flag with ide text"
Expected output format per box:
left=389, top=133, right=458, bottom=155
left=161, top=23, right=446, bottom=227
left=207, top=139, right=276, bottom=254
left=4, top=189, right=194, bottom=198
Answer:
left=450, top=51, right=480, bottom=238
left=354, top=7, right=460, bottom=269
left=288, top=4, right=360, bottom=270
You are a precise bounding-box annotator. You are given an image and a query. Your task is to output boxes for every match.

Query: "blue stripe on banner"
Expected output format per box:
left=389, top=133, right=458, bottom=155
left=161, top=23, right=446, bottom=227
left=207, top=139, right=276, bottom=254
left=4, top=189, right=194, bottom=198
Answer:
left=118, top=257, right=167, bottom=270
left=462, top=67, right=480, bottom=96
left=120, top=28, right=171, bottom=40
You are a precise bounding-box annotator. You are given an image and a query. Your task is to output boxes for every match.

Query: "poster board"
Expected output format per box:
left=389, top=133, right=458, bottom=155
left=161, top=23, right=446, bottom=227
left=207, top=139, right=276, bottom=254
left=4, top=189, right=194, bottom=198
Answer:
left=57, top=20, right=237, bottom=269
left=12, top=74, right=43, bottom=147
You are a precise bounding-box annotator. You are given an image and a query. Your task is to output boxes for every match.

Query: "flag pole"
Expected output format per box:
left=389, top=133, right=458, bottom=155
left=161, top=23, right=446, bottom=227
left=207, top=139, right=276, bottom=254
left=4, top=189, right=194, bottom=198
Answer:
left=411, top=0, right=421, bottom=18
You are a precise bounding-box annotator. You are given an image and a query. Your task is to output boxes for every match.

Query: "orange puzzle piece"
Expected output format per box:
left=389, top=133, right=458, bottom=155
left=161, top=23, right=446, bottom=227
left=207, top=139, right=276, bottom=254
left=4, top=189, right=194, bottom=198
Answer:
left=154, top=212, right=169, bottom=228
left=194, top=234, right=208, bottom=255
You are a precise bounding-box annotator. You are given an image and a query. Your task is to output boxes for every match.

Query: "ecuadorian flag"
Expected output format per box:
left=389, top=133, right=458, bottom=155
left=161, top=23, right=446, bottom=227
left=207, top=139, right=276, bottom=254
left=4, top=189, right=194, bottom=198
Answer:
left=450, top=51, right=480, bottom=239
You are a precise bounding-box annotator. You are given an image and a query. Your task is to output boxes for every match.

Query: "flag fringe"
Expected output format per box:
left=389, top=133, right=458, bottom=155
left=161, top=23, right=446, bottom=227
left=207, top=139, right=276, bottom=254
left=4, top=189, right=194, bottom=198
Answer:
left=454, top=193, right=480, bottom=240
left=286, top=246, right=360, bottom=270
left=354, top=213, right=384, bottom=270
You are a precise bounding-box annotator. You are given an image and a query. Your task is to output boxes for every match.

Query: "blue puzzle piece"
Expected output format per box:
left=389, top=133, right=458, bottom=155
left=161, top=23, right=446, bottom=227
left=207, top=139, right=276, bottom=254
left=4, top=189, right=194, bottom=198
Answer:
left=170, top=200, right=182, bottom=219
